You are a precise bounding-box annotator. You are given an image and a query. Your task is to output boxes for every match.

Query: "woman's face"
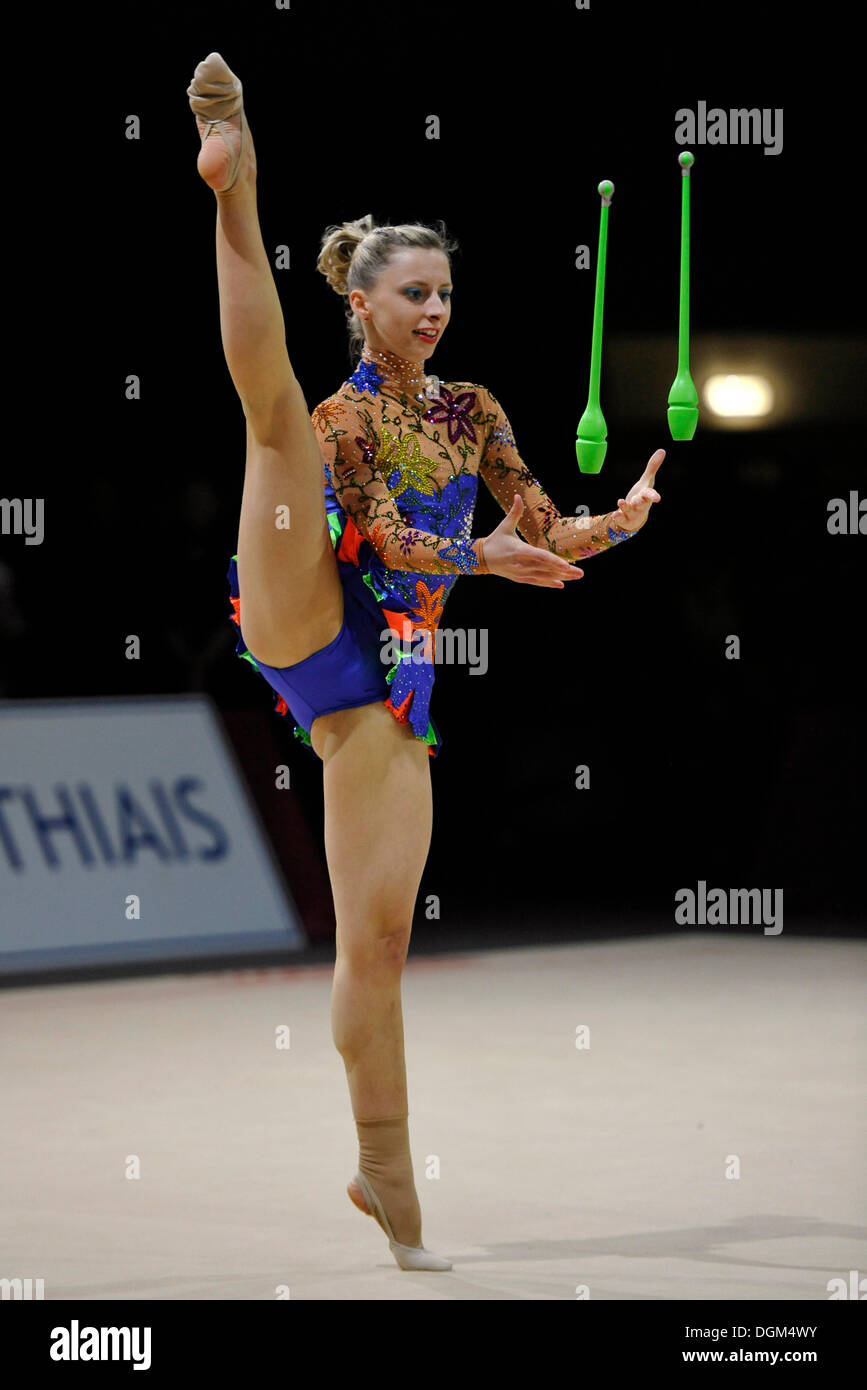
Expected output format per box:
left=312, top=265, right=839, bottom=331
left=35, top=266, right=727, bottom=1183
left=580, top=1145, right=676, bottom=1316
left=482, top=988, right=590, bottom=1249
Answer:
left=350, top=247, right=452, bottom=363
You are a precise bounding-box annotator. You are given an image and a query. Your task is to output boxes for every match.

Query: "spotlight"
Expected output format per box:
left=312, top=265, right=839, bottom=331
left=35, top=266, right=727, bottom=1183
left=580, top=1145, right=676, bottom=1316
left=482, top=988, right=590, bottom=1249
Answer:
left=703, top=374, right=774, bottom=419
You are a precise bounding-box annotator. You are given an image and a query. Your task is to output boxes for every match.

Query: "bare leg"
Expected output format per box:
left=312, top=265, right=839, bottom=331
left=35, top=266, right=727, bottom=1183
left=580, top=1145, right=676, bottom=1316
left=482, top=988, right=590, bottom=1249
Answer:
left=195, top=68, right=342, bottom=667
left=315, top=702, right=434, bottom=1249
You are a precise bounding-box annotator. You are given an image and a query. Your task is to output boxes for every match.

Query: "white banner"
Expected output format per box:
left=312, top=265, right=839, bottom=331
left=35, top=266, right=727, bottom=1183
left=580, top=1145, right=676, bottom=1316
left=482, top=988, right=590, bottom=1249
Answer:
left=0, top=696, right=307, bottom=971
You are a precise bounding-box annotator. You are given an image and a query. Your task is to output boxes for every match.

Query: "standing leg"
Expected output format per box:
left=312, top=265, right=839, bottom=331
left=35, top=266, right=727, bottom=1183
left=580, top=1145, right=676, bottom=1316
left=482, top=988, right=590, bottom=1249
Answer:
left=314, top=701, right=434, bottom=1250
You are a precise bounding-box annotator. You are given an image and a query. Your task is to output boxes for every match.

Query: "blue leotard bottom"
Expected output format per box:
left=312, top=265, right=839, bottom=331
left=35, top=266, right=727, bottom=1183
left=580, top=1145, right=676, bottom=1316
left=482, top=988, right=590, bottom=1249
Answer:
left=245, top=558, right=391, bottom=744
left=227, top=549, right=441, bottom=758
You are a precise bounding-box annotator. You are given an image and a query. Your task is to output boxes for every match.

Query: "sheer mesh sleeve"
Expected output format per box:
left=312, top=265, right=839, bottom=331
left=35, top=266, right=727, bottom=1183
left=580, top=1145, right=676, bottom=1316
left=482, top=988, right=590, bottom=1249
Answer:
left=311, top=396, right=486, bottom=575
left=478, top=387, right=637, bottom=561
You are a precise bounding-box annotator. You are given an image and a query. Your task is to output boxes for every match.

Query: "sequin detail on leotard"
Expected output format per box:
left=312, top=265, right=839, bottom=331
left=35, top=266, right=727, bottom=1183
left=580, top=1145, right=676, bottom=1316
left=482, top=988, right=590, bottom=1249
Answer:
left=228, top=343, right=638, bottom=755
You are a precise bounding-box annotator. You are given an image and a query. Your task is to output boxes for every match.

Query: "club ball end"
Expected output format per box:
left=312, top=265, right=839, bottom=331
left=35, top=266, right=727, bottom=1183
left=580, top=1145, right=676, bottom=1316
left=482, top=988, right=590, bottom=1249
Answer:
left=576, top=437, right=608, bottom=474
left=667, top=405, right=699, bottom=440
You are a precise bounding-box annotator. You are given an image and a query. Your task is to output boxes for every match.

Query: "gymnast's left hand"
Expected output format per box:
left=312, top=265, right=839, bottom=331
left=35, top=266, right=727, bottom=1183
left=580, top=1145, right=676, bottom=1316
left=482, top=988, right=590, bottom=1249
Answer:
left=610, top=448, right=665, bottom=532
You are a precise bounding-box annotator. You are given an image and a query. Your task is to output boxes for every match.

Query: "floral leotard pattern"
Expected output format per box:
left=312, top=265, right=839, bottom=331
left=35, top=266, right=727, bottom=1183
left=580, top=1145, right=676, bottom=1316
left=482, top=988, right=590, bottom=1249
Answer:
left=228, top=342, right=637, bottom=756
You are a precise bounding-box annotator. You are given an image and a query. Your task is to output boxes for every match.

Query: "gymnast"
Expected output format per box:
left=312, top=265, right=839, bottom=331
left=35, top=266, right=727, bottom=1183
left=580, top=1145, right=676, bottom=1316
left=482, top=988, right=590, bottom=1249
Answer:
left=187, top=52, right=664, bottom=1271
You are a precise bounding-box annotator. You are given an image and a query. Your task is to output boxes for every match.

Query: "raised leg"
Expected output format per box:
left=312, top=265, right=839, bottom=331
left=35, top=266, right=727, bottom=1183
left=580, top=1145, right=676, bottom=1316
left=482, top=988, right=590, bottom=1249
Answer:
left=195, top=58, right=343, bottom=667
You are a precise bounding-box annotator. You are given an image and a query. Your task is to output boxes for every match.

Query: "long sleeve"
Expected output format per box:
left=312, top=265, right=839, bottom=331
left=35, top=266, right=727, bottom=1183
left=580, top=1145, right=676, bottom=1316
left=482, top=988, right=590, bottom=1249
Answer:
left=311, top=396, right=485, bottom=576
left=478, top=387, right=637, bottom=562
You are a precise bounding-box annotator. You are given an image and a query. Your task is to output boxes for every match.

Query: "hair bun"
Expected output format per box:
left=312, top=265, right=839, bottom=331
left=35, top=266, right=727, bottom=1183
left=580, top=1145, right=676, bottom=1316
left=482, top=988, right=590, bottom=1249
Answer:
left=316, top=215, right=378, bottom=296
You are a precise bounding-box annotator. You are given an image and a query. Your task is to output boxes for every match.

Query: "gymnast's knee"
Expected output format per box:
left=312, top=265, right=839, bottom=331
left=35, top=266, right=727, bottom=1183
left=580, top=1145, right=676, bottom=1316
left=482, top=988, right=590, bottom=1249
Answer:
left=336, top=920, right=413, bottom=975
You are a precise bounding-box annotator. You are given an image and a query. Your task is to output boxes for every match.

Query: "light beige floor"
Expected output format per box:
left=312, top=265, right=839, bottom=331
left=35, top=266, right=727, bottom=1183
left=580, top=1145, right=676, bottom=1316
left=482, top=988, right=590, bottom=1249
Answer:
left=1, top=933, right=864, bottom=1300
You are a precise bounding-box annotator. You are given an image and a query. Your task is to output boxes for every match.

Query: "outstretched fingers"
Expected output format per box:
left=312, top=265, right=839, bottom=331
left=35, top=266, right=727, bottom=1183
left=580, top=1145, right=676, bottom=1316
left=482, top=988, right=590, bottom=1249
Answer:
left=527, top=554, right=583, bottom=587
left=642, top=448, right=666, bottom=484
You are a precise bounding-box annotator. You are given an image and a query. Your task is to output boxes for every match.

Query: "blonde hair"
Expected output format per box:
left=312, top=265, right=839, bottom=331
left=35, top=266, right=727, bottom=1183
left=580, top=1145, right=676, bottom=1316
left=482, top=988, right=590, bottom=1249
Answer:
left=316, top=214, right=459, bottom=358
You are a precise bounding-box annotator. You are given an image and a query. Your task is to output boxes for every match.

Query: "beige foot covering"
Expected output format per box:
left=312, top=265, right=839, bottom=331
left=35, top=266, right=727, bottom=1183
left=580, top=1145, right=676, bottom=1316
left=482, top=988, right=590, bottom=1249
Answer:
left=355, top=1115, right=423, bottom=1249
left=187, top=52, right=245, bottom=192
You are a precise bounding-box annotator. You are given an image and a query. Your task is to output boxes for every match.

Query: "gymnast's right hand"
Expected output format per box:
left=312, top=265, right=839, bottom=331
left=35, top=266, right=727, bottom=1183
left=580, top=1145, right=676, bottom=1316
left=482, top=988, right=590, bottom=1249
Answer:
left=481, top=494, right=583, bottom=588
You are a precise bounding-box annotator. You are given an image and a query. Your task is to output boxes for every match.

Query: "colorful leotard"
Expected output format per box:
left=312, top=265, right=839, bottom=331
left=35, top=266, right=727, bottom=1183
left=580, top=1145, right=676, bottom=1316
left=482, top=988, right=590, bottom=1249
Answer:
left=227, top=343, right=638, bottom=758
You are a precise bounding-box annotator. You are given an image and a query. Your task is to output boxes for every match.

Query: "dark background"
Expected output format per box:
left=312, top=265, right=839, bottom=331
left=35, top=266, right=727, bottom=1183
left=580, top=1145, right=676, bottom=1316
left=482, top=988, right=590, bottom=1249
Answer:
left=3, top=1, right=863, bottom=945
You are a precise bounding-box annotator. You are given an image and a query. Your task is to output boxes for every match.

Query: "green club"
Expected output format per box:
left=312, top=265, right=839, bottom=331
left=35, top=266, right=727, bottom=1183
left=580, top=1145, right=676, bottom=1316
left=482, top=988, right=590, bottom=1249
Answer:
left=575, top=179, right=614, bottom=474
left=667, top=151, right=699, bottom=439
